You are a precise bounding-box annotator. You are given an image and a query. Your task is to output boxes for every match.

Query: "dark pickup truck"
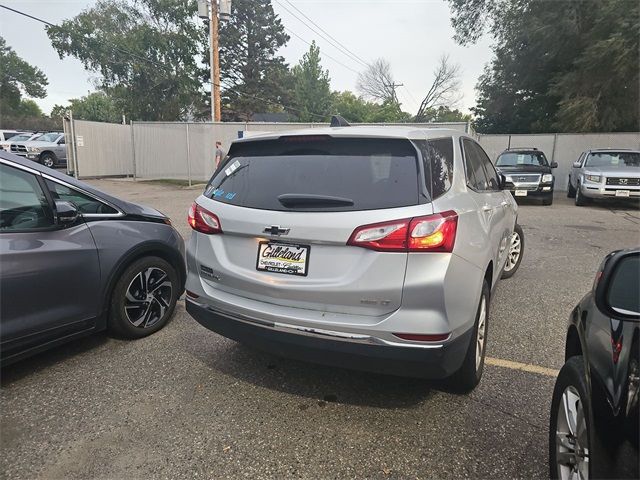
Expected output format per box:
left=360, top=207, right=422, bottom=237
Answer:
left=495, top=148, right=558, bottom=205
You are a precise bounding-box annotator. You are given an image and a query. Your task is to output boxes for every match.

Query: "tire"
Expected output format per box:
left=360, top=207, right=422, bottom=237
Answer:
left=501, top=224, right=524, bottom=279
left=567, top=179, right=576, bottom=198
left=108, top=256, right=179, bottom=339
left=447, top=279, right=489, bottom=393
left=575, top=184, right=589, bottom=206
left=40, top=152, right=55, bottom=168
left=543, top=194, right=554, bottom=206
left=549, top=356, right=616, bottom=479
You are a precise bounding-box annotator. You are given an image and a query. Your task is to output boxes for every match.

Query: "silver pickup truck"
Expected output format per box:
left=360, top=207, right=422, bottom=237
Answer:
left=568, top=149, right=640, bottom=206
left=24, top=132, right=67, bottom=168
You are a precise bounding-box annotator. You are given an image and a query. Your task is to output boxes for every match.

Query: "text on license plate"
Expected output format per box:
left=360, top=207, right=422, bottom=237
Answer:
left=256, top=242, right=310, bottom=276
left=514, top=190, right=528, bottom=197
left=615, top=190, right=630, bottom=197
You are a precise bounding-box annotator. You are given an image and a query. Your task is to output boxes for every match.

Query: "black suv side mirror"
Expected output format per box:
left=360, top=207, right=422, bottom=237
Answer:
left=595, top=251, right=640, bottom=319
left=55, top=200, right=79, bottom=225
left=498, top=173, right=507, bottom=190
left=550, top=161, right=558, bottom=169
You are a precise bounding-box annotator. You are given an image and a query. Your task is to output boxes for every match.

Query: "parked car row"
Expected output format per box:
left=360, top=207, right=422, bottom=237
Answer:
left=492, top=147, right=640, bottom=207
left=0, top=130, right=68, bottom=168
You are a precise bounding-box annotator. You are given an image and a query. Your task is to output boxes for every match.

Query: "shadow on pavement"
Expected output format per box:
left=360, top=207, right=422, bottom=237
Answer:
left=190, top=337, right=440, bottom=409
left=0, top=333, right=109, bottom=387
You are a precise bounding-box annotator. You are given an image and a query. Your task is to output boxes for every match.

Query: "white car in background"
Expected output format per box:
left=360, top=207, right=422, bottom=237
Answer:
left=0, top=132, right=40, bottom=155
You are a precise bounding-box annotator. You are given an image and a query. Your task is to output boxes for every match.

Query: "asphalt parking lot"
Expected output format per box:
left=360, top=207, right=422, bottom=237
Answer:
left=2, top=180, right=639, bottom=479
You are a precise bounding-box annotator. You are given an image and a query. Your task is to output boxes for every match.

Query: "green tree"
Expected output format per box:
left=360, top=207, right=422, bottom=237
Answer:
left=421, top=106, right=472, bottom=123
left=53, top=92, right=122, bottom=123
left=447, top=0, right=640, bottom=133
left=291, top=41, right=331, bottom=122
left=330, top=91, right=411, bottom=123
left=219, top=0, right=291, bottom=121
left=47, top=0, right=208, bottom=121
left=0, top=36, right=48, bottom=117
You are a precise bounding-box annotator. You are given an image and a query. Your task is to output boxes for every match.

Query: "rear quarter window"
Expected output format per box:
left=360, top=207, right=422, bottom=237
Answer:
left=205, top=137, right=423, bottom=212
left=414, top=138, right=454, bottom=199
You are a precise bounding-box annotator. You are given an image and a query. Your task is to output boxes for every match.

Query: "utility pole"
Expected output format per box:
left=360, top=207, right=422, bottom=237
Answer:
left=210, top=0, right=221, bottom=122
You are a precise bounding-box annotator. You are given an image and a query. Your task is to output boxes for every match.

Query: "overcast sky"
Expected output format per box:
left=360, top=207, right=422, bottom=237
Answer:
left=1, top=0, right=494, bottom=116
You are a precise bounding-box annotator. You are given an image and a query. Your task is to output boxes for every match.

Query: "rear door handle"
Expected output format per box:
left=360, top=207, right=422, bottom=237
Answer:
left=500, top=201, right=509, bottom=208
left=482, top=205, right=492, bottom=212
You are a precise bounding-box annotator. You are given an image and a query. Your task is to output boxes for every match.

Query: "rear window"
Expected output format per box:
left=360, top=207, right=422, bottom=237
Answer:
left=204, top=137, right=422, bottom=212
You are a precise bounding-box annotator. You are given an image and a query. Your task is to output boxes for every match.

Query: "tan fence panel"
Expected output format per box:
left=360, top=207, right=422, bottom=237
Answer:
left=133, top=123, right=189, bottom=180
left=74, top=120, right=133, bottom=178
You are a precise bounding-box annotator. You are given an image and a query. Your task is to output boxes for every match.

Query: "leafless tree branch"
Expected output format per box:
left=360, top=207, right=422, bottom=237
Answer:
left=415, top=54, right=463, bottom=120
left=356, top=58, right=400, bottom=105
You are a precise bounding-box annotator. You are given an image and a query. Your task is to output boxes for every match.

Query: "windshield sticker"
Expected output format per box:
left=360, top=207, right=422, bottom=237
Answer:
left=225, top=192, right=237, bottom=200
left=611, top=156, right=619, bottom=165
left=517, top=155, right=525, bottom=164
left=225, top=160, right=241, bottom=177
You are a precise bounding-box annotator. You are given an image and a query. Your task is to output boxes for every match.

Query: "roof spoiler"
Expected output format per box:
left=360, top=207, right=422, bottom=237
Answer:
left=330, top=115, right=351, bottom=127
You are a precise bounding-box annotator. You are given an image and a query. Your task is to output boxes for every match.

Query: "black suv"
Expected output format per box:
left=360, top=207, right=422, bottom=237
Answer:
left=549, top=248, right=639, bottom=479
left=495, top=148, right=557, bottom=205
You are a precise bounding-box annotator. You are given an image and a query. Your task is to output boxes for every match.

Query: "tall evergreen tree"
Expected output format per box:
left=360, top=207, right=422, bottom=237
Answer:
left=219, top=0, right=291, bottom=121
left=291, top=41, right=331, bottom=122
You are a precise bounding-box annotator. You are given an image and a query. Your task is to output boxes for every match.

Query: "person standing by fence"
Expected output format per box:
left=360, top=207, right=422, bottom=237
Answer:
left=215, top=141, right=225, bottom=169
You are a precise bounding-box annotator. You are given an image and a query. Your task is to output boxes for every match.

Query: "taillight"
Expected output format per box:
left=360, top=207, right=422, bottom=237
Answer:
left=188, top=202, right=222, bottom=234
left=347, top=211, right=458, bottom=252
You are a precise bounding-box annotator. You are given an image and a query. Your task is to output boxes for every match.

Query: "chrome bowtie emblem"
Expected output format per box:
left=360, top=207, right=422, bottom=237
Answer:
left=263, top=225, right=290, bottom=236
left=619, top=178, right=628, bottom=185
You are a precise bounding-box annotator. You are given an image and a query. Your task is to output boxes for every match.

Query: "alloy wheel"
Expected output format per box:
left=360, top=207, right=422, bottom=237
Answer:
left=42, top=156, right=54, bottom=168
left=555, top=386, right=589, bottom=480
left=475, top=295, right=487, bottom=370
left=124, top=267, right=173, bottom=328
left=504, top=231, right=521, bottom=272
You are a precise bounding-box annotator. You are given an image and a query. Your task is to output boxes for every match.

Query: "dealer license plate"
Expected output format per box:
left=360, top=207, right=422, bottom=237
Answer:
left=615, top=190, right=630, bottom=197
left=256, top=242, right=310, bottom=276
left=514, top=190, right=528, bottom=197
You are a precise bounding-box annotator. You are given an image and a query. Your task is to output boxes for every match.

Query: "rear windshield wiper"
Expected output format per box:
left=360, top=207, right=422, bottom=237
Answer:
left=277, top=194, right=354, bottom=208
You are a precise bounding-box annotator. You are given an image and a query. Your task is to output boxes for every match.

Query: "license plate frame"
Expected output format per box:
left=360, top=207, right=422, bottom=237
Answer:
left=514, top=190, right=528, bottom=197
left=256, top=241, right=310, bottom=277
left=615, top=190, right=630, bottom=197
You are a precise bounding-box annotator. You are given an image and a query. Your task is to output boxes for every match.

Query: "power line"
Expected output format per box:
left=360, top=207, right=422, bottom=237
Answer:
left=283, top=26, right=360, bottom=75
left=275, top=0, right=368, bottom=69
left=0, top=3, right=327, bottom=121
left=281, top=0, right=370, bottom=68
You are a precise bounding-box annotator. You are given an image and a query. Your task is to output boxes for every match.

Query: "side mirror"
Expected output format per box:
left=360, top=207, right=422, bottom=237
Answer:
left=550, top=161, right=558, bottom=169
left=572, top=161, right=582, bottom=168
left=55, top=200, right=79, bottom=225
left=498, top=173, right=507, bottom=190
left=595, top=251, right=640, bottom=319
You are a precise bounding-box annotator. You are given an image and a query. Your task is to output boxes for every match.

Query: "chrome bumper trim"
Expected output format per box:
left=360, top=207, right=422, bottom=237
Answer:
left=187, top=297, right=446, bottom=350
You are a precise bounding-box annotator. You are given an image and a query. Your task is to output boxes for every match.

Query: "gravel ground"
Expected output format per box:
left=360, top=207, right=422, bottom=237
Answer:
left=2, top=179, right=639, bottom=479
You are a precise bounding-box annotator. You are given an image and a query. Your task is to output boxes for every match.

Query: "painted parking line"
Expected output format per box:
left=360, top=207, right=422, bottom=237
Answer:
left=485, top=356, right=559, bottom=377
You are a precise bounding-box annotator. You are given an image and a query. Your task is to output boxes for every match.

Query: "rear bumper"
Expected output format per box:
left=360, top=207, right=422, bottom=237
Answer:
left=186, top=297, right=473, bottom=379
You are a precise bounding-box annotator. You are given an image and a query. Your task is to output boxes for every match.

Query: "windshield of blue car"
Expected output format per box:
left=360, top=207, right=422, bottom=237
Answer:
left=496, top=152, right=548, bottom=167
left=585, top=152, right=640, bottom=168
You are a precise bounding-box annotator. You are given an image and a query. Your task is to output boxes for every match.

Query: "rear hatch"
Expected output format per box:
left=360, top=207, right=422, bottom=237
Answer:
left=194, top=135, right=430, bottom=317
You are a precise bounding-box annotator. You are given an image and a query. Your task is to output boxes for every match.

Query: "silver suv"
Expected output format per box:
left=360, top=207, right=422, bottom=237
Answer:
left=185, top=125, right=523, bottom=391
left=568, top=149, right=640, bottom=205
